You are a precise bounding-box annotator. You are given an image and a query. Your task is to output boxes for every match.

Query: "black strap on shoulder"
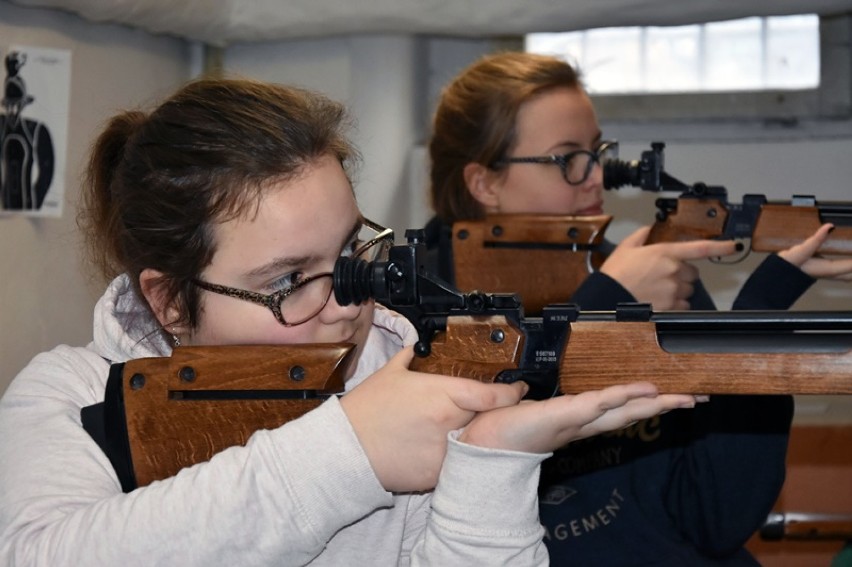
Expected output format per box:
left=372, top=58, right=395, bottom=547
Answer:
left=80, top=362, right=138, bottom=492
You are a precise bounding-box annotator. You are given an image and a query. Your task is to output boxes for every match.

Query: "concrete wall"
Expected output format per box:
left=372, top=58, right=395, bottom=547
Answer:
left=225, top=35, right=430, bottom=237
left=0, top=0, right=190, bottom=391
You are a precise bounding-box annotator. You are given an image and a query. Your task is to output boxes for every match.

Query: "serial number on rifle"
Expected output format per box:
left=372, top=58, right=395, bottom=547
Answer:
left=535, top=350, right=558, bottom=363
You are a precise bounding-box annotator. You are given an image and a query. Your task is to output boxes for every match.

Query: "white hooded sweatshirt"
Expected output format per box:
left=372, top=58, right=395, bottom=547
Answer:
left=0, top=275, right=549, bottom=566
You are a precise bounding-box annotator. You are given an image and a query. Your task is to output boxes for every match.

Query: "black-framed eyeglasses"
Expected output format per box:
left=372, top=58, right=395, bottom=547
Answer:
left=192, top=218, right=394, bottom=326
left=492, top=140, right=619, bottom=186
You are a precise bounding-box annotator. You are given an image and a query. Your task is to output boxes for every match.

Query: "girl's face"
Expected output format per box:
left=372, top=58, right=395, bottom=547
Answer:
left=478, top=86, right=605, bottom=216
left=190, top=155, right=375, bottom=378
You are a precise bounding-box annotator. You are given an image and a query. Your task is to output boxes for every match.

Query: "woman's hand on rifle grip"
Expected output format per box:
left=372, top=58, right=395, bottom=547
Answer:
left=600, top=226, right=738, bottom=310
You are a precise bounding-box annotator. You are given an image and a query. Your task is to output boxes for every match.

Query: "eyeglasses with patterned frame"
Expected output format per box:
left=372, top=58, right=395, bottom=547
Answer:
left=491, top=140, right=618, bottom=186
left=192, top=218, right=394, bottom=326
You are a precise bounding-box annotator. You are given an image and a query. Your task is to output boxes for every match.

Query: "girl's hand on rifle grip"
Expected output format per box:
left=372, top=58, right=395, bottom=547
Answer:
left=339, top=346, right=528, bottom=493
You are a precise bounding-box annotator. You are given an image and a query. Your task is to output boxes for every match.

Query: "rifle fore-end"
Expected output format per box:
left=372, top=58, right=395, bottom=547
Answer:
left=752, top=204, right=852, bottom=254
left=120, top=344, right=354, bottom=488
left=560, top=322, right=852, bottom=395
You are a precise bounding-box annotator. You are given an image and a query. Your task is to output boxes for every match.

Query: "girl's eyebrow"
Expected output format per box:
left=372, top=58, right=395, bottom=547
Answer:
left=242, top=255, right=316, bottom=280
left=241, top=218, right=363, bottom=281
left=547, top=132, right=603, bottom=154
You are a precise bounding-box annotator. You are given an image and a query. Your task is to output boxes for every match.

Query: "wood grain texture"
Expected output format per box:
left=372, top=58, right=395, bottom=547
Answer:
left=753, top=204, right=852, bottom=254
left=647, top=199, right=728, bottom=243
left=560, top=322, right=852, bottom=394
left=452, top=214, right=611, bottom=314
left=122, top=344, right=354, bottom=487
left=409, top=315, right=524, bottom=382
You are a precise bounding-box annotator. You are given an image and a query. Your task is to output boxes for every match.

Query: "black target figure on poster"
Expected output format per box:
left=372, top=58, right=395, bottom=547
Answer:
left=1, top=51, right=54, bottom=211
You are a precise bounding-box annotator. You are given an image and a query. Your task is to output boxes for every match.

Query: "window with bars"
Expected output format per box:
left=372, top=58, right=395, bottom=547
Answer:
left=526, top=14, right=819, bottom=95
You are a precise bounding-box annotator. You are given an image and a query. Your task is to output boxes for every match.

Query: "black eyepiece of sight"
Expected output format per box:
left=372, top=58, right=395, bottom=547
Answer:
left=603, top=159, right=639, bottom=190
left=333, top=256, right=379, bottom=306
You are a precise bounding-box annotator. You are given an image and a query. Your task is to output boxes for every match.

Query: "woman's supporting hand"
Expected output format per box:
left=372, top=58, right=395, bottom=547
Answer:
left=778, top=223, right=852, bottom=281
left=459, top=382, right=699, bottom=453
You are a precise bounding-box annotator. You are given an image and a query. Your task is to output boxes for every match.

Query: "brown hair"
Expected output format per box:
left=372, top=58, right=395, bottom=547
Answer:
left=78, top=78, right=358, bottom=333
left=429, top=52, right=582, bottom=223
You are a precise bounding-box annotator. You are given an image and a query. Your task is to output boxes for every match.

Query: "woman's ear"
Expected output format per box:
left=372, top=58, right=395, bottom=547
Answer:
left=463, top=162, right=501, bottom=211
left=139, top=268, right=181, bottom=329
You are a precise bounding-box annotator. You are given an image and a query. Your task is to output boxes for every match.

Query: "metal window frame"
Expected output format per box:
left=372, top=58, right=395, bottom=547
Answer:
left=592, top=14, right=851, bottom=123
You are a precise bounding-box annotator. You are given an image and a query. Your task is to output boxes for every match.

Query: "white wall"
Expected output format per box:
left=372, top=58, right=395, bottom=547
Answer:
left=225, top=35, right=430, bottom=238
left=0, top=0, right=190, bottom=392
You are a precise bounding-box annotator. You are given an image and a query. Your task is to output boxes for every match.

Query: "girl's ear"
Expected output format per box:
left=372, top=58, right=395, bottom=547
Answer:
left=139, top=268, right=181, bottom=329
left=463, top=162, right=502, bottom=211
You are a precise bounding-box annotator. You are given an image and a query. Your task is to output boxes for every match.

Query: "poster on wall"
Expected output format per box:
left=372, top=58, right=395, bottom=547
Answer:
left=0, top=45, right=71, bottom=218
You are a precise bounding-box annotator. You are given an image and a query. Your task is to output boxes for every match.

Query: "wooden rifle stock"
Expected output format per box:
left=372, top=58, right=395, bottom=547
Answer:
left=558, top=320, right=852, bottom=394
left=98, top=344, right=354, bottom=490
left=452, top=214, right=611, bottom=314
left=605, top=143, right=852, bottom=254
left=761, top=512, right=852, bottom=541
left=407, top=311, right=852, bottom=395
left=95, top=307, right=852, bottom=490
left=647, top=195, right=852, bottom=255
left=753, top=203, right=852, bottom=254
left=447, top=201, right=852, bottom=320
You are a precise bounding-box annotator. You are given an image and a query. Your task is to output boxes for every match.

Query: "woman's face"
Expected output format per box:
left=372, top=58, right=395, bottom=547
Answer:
left=480, top=86, right=605, bottom=216
left=190, top=155, right=375, bottom=377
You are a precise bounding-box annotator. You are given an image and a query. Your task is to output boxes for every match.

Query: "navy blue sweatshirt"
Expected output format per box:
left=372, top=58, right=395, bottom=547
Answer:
left=423, top=216, right=813, bottom=566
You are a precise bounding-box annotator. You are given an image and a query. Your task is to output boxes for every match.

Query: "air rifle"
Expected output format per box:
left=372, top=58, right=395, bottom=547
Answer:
left=604, top=141, right=852, bottom=254
left=449, top=143, right=852, bottom=313
left=88, top=233, right=852, bottom=490
left=335, top=230, right=852, bottom=399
